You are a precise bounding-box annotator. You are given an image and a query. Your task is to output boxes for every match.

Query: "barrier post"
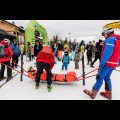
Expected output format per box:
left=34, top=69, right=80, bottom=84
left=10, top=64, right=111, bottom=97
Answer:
left=20, top=44, right=24, bottom=81
left=81, top=45, right=85, bottom=85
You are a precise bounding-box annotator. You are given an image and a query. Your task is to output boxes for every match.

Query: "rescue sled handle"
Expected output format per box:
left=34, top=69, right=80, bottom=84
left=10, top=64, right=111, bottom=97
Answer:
left=0, top=62, right=29, bottom=78
left=78, top=68, right=99, bottom=79
left=11, top=60, right=28, bottom=74
left=78, top=74, right=97, bottom=81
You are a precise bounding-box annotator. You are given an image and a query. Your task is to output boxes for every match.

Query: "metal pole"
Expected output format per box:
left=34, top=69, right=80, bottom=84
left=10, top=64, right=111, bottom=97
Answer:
left=20, top=44, right=24, bottom=81
left=81, top=45, right=85, bottom=85
left=21, top=54, right=23, bottom=81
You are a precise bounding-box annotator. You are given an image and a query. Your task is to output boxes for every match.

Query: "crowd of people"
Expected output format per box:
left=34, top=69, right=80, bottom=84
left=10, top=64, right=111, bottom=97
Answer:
left=49, top=38, right=104, bottom=70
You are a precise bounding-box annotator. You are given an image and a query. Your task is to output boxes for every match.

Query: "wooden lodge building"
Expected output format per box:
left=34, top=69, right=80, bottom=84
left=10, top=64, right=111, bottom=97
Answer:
left=0, top=20, right=25, bottom=45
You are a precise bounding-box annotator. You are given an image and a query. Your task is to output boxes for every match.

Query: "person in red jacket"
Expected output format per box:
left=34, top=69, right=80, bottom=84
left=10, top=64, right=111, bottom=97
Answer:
left=35, top=46, right=54, bottom=91
left=0, top=36, right=13, bottom=81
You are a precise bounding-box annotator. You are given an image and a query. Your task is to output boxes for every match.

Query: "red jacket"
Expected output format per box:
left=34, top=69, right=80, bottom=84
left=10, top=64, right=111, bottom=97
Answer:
left=0, top=40, right=13, bottom=63
left=101, top=34, right=120, bottom=68
left=36, top=50, right=54, bottom=70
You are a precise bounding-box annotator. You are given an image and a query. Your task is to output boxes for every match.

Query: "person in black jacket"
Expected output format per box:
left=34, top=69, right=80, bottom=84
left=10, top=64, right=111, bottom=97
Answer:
left=34, top=40, right=43, bottom=57
left=91, top=40, right=103, bottom=67
left=86, top=41, right=93, bottom=65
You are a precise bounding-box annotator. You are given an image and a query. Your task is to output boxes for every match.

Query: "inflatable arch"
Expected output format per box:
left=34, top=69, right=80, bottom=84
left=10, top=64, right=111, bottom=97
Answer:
left=103, top=21, right=120, bottom=29
left=25, top=20, right=49, bottom=54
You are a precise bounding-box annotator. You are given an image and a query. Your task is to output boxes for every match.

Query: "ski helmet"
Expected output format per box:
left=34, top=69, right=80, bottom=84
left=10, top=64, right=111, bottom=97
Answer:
left=102, top=28, right=114, bottom=36
left=4, top=39, right=10, bottom=44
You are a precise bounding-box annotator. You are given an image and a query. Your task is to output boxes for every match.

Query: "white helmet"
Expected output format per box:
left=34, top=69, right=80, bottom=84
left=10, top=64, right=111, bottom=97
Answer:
left=4, top=39, right=10, bottom=44
left=102, top=28, right=114, bottom=36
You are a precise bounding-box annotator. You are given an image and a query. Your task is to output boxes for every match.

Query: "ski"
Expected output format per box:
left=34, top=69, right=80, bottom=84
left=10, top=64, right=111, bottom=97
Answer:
left=0, top=72, right=15, bottom=83
left=0, top=77, right=6, bottom=82
left=0, top=72, right=19, bottom=88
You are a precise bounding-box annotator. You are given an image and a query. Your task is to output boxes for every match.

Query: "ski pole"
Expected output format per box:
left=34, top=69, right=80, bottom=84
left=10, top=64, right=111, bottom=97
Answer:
left=0, top=62, right=29, bottom=78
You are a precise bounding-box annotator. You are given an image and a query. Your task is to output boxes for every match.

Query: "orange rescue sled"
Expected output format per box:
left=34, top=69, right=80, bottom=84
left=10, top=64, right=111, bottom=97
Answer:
left=27, top=70, right=77, bottom=84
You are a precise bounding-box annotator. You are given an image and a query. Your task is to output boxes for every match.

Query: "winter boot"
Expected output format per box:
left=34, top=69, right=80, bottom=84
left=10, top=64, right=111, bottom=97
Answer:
left=83, top=89, right=97, bottom=99
left=100, top=90, right=112, bottom=100
left=35, top=83, right=40, bottom=89
left=90, top=64, right=94, bottom=68
left=47, top=84, right=52, bottom=92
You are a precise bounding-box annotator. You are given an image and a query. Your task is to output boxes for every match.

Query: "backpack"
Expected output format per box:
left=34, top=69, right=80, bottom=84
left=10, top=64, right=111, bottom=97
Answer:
left=42, top=46, right=52, bottom=54
left=39, top=46, right=52, bottom=60
left=0, top=43, right=5, bottom=58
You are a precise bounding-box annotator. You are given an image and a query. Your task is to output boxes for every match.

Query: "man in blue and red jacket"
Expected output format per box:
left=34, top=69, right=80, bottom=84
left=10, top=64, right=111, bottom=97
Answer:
left=83, top=28, right=120, bottom=100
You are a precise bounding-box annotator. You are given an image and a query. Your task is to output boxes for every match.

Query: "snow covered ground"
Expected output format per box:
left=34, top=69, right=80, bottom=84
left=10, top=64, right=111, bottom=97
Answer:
left=0, top=55, right=120, bottom=100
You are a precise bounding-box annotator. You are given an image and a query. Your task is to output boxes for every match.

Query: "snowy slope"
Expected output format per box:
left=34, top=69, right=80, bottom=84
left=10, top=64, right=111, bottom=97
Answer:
left=0, top=56, right=120, bottom=100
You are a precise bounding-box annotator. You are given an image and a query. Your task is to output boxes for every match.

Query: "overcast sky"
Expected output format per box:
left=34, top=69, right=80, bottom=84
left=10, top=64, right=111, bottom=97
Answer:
left=7, top=20, right=120, bottom=41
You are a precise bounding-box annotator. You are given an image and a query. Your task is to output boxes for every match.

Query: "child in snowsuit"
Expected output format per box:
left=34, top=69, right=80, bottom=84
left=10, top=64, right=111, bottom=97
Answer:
left=74, top=49, right=80, bottom=69
left=62, top=50, right=70, bottom=70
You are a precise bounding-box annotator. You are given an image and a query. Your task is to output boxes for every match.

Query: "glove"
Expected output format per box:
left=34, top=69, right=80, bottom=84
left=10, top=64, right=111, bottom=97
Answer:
left=96, top=74, right=100, bottom=79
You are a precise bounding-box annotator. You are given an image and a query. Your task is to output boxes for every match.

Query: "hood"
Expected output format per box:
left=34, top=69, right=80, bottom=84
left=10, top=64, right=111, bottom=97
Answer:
left=0, top=40, right=7, bottom=45
left=110, top=34, right=120, bottom=40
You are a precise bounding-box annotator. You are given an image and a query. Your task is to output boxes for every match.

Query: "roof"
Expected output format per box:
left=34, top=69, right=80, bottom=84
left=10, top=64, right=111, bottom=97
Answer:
left=2, top=20, right=25, bottom=33
left=0, top=29, right=16, bottom=41
left=103, top=21, right=120, bottom=29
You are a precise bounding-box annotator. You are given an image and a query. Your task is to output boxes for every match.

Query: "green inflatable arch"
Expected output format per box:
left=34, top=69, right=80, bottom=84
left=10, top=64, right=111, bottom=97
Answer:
left=25, top=20, right=49, bottom=54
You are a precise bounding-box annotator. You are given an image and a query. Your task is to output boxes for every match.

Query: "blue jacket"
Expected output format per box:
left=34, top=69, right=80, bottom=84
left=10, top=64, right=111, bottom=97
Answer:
left=100, top=36, right=117, bottom=66
left=10, top=43, right=20, bottom=55
left=62, top=55, right=70, bottom=64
